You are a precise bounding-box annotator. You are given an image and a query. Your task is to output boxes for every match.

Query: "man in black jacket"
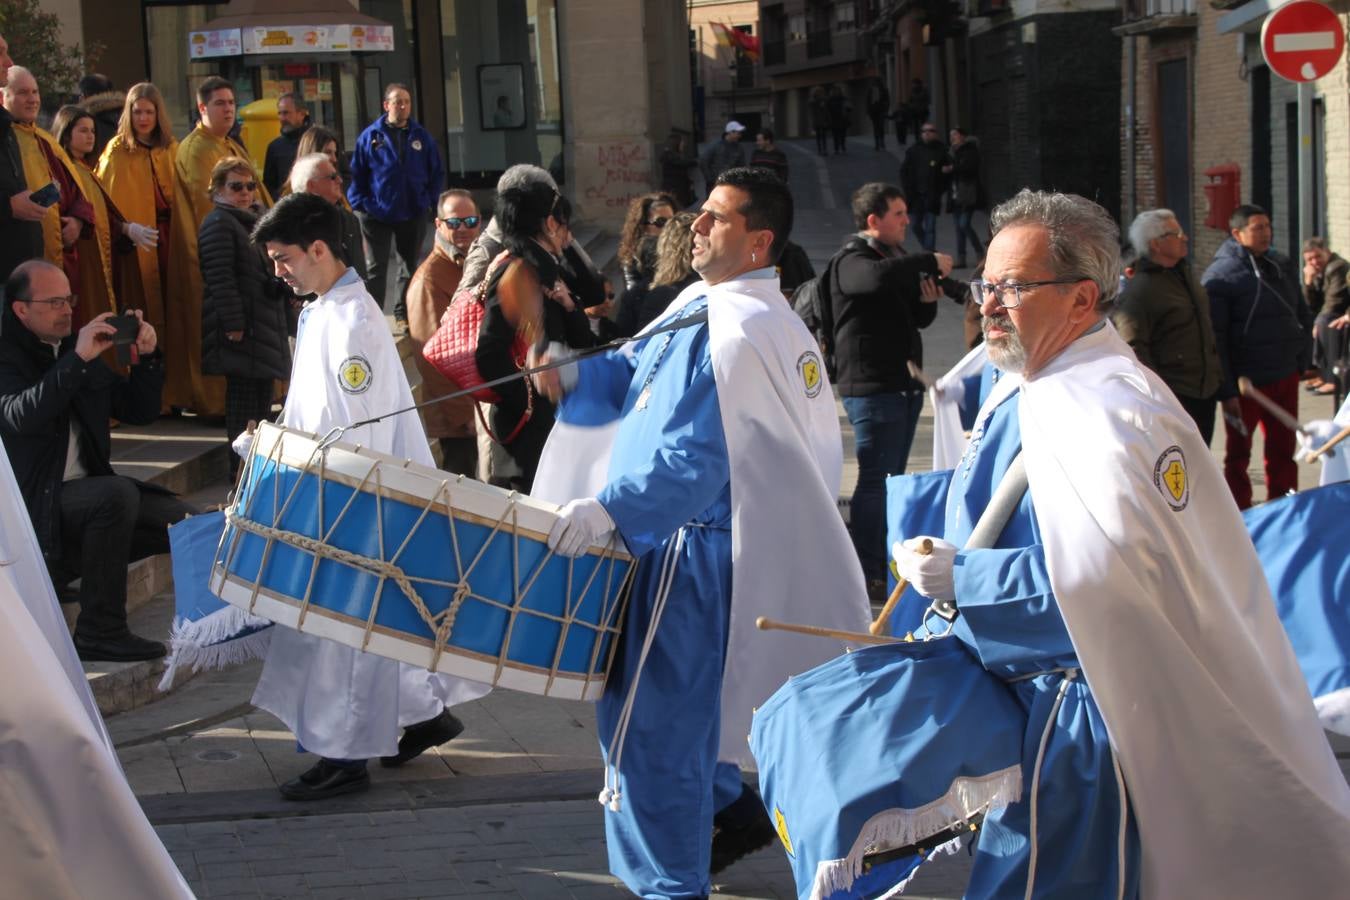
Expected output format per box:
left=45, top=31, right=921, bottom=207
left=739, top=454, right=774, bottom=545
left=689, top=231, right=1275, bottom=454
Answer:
left=0, top=33, right=46, bottom=283
left=262, top=92, right=311, bottom=199
left=900, top=123, right=952, bottom=252
left=831, top=183, right=951, bottom=597
left=0, top=260, right=195, bottom=661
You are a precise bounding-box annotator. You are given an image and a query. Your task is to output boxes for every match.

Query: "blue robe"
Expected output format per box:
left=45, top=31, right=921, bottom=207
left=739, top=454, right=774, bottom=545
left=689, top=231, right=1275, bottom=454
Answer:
left=563, top=296, right=739, bottom=898
left=945, top=391, right=1141, bottom=899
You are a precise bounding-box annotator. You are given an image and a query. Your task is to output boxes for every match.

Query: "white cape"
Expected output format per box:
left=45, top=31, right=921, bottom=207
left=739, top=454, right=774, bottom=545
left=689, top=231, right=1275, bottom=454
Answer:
left=1019, top=323, right=1350, bottom=896
left=930, top=342, right=988, bottom=470
left=251, top=275, right=489, bottom=760
left=1312, top=393, right=1350, bottom=486
left=0, top=448, right=194, bottom=898
left=536, top=275, right=871, bottom=764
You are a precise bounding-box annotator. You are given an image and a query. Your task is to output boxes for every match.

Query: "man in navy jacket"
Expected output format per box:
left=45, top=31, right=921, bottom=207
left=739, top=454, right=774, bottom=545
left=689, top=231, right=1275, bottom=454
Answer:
left=347, top=83, right=443, bottom=330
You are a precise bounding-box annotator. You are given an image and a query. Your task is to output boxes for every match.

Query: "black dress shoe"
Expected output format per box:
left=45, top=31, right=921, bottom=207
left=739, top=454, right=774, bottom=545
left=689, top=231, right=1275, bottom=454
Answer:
left=279, top=759, right=370, bottom=801
left=74, top=632, right=167, bottom=663
left=710, top=785, right=777, bottom=874
left=380, top=709, right=464, bottom=767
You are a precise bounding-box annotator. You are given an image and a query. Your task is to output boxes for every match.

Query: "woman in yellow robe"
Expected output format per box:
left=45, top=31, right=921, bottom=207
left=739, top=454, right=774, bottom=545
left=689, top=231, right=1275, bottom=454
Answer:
left=52, top=105, right=155, bottom=331
left=95, top=83, right=176, bottom=343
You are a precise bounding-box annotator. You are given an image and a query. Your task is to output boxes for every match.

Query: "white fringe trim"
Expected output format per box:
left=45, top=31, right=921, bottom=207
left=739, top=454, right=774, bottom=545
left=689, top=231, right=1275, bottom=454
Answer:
left=1314, top=685, right=1350, bottom=737
left=157, top=606, right=274, bottom=691
left=807, top=764, right=1023, bottom=900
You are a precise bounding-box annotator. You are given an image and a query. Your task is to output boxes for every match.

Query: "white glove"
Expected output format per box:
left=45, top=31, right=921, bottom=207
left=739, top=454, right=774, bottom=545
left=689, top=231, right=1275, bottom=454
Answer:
left=892, top=536, right=958, bottom=604
left=123, top=221, right=159, bottom=251
left=1296, top=419, right=1339, bottom=463
left=231, top=422, right=261, bottom=461
left=547, top=498, right=615, bottom=558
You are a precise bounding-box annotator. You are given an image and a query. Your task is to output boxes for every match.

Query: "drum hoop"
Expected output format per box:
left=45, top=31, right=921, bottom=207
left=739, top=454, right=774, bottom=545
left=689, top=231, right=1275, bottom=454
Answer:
left=222, top=425, right=636, bottom=691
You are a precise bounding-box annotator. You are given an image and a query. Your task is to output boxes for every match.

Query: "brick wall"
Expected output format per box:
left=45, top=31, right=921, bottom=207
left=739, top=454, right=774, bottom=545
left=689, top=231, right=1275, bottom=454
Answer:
left=1189, top=6, right=1251, bottom=267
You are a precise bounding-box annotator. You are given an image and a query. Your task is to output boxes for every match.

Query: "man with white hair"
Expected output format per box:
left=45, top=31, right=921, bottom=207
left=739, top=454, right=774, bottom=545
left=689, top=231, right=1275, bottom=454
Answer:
left=1, top=65, right=94, bottom=274
left=290, top=151, right=367, bottom=280
left=1112, top=209, right=1223, bottom=443
left=0, top=34, right=47, bottom=281
left=888, top=189, right=1350, bottom=896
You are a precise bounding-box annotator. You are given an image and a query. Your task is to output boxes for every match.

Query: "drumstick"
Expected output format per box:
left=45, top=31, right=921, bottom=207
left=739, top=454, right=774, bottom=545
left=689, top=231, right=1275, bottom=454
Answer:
left=869, top=538, right=932, bottom=636
left=1306, top=421, right=1350, bottom=461
left=1237, top=377, right=1307, bottom=436
left=755, top=616, right=900, bottom=646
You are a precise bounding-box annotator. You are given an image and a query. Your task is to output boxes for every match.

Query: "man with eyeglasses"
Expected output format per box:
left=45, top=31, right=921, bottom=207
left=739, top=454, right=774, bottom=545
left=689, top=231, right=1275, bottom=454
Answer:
left=899, top=122, right=951, bottom=252
left=291, top=151, right=367, bottom=281
left=1201, top=204, right=1311, bottom=508
left=406, top=188, right=481, bottom=475
left=262, top=92, right=311, bottom=199
left=885, top=189, right=1350, bottom=898
left=1112, top=209, right=1222, bottom=443
left=0, top=259, right=196, bottom=662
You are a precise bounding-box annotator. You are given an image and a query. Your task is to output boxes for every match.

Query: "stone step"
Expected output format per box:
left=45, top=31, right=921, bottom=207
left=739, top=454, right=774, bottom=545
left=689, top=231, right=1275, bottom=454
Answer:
left=84, top=592, right=178, bottom=717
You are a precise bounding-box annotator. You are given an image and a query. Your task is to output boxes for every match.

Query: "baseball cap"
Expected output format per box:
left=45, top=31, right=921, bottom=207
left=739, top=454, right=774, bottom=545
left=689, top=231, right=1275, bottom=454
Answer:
left=725, top=120, right=746, bottom=133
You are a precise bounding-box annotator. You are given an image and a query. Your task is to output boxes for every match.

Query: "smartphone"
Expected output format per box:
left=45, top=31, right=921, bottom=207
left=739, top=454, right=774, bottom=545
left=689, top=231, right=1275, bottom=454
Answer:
left=107, top=312, right=140, bottom=365
left=29, top=182, right=60, bottom=208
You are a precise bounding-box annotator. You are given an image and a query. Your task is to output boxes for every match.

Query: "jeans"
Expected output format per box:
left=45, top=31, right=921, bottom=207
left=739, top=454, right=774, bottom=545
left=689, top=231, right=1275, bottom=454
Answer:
left=954, top=208, right=983, bottom=262
left=843, top=391, right=924, bottom=582
left=909, top=196, right=938, bottom=252
left=357, top=212, right=427, bottom=322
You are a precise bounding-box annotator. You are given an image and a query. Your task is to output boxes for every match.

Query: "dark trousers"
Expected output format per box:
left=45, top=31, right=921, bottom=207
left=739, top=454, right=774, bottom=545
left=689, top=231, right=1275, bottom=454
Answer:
left=57, top=476, right=197, bottom=639
left=831, top=126, right=848, bottom=154
left=870, top=115, right=886, bottom=149
left=910, top=195, right=938, bottom=252
left=1315, top=314, right=1348, bottom=384
left=225, top=376, right=275, bottom=473
left=1176, top=392, right=1218, bottom=446
left=843, top=390, right=924, bottom=582
left=953, top=208, right=984, bottom=262
left=437, top=437, right=478, bottom=477
left=1223, top=371, right=1299, bottom=509
left=358, top=212, right=427, bottom=322
left=814, top=128, right=828, bottom=155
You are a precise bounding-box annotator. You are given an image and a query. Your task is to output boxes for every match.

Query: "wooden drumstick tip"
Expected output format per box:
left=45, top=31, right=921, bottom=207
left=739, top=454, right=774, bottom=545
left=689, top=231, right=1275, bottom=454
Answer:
left=755, top=616, right=770, bottom=630
left=869, top=538, right=934, bottom=636
left=1237, top=376, right=1254, bottom=395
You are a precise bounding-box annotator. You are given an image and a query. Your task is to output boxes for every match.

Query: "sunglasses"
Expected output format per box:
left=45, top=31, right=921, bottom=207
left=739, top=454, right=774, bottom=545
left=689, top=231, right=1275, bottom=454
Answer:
left=648, top=216, right=670, bottom=229
left=227, top=180, right=257, bottom=192
left=439, top=215, right=480, bottom=230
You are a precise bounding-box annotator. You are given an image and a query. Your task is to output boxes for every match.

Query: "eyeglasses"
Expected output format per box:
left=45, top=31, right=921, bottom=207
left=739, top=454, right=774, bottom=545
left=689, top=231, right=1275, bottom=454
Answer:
left=969, top=277, right=1085, bottom=310
left=439, top=215, right=480, bottom=230
left=648, top=216, right=670, bottom=229
left=26, top=294, right=78, bottom=309
left=318, top=171, right=341, bottom=182
left=227, top=180, right=257, bottom=192
left=1161, top=229, right=1187, bottom=240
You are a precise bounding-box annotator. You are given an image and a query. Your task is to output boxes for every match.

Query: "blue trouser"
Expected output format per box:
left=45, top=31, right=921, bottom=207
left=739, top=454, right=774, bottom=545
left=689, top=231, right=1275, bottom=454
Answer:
left=955, top=207, right=984, bottom=261
left=910, top=196, right=939, bottom=252
left=844, top=391, right=924, bottom=582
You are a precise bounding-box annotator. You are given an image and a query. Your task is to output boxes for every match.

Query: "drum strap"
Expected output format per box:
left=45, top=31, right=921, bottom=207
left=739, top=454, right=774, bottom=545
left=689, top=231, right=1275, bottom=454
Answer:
left=598, top=527, right=687, bottom=813
left=1025, top=667, right=1078, bottom=900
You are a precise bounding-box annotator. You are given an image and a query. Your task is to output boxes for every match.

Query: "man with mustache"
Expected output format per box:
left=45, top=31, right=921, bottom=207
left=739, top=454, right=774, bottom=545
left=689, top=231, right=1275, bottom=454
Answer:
left=889, top=189, right=1350, bottom=897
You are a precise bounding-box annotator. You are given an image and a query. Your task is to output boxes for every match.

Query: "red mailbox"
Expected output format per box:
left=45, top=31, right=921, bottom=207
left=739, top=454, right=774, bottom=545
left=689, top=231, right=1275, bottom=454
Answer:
left=1203, top=164, right=1241, bottom=231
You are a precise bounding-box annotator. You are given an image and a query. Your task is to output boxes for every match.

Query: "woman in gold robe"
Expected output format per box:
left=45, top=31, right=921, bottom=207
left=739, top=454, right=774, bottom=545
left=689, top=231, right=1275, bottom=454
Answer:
left=95, top=83, right=176, bottom=343
left=51, top=105, right=155, bottom=330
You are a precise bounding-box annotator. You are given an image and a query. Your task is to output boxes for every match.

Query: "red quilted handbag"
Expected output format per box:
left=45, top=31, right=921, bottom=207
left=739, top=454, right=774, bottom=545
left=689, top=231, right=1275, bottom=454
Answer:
left=422, top=251, right=524, bottom=404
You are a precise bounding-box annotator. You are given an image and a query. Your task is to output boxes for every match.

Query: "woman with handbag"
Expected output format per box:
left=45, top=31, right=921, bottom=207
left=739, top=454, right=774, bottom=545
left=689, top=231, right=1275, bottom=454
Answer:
left=476, top=182, right=596, bottom=492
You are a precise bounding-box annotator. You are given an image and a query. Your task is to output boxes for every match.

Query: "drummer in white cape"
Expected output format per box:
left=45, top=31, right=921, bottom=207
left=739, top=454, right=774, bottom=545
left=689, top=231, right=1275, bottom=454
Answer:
left=890, top=189, right=1350, bottom=898
left=246, top=193, right=490, bottom=801
left=532, top=167, right=871, bottom=897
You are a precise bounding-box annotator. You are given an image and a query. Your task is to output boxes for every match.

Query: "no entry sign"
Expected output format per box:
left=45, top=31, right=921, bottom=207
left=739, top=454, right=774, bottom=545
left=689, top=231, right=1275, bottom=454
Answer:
left=1262, top=0, right=1346, bottom=82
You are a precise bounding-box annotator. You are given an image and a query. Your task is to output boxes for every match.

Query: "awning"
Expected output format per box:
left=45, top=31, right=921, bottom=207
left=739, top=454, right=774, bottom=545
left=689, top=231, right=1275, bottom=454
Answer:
left=189, top=0, right=395, bottom=59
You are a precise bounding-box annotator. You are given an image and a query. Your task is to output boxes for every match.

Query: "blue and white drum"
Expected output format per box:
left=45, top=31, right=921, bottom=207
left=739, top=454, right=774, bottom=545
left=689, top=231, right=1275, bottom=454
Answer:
left=212, top=423, right=635, bottom=701
left=750, top=638, right=1027, bottom=900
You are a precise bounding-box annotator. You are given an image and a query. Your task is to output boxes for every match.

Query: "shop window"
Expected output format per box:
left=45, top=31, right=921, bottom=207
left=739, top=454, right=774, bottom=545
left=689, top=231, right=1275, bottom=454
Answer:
left=143, top=3, right=233, bottom=137
left=440, top=0, right=563, bottom=187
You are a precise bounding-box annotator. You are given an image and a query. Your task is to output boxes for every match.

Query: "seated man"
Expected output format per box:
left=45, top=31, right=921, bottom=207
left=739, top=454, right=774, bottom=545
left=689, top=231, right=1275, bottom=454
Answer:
left=0, top=259, right=195, bottom=661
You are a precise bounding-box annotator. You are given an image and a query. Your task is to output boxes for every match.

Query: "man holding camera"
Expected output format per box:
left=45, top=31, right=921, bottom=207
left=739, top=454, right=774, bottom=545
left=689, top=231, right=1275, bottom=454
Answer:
left=830, top=182, right=951, bottom=601
left=0, top=260, right=195, bottom=661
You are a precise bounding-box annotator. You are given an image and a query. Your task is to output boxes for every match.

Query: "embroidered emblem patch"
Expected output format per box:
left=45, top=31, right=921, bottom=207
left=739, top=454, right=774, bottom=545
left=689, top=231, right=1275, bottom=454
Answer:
left=798, top=351, right=823, bottom=398
left=338, top=356, right=373, bottom=395
left=1152, top=445, right=1188, bottom=511
left=411, top=138, right=423, bottom=151
left=773, top=806, right=795, bottom=857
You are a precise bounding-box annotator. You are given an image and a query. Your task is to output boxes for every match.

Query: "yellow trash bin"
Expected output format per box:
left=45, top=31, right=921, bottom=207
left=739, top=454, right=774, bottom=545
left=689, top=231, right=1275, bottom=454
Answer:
left=237, top=98, right=281, bottom=172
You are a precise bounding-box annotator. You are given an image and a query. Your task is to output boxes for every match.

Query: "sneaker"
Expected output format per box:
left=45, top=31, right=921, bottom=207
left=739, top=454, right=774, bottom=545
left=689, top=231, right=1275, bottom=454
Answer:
left=279, top=758, right=370, bottom=801
left=74, top=632, right=167, bottom=663
left=379, top=709, right=465, bottom=767
left=711, top=785, right=777, bottom=874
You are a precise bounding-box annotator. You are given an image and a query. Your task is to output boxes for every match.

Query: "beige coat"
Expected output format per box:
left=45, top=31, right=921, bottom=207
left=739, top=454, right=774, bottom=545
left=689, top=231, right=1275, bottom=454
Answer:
left=406, top=243, right=476, bottom=439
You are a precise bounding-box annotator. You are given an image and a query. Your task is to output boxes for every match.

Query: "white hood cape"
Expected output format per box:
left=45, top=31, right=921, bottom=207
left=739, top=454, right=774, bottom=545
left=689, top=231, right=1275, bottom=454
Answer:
left=535, top=275, right=871, bottom=764
left=1018, top=322, right=1350, bottom=896
left=0, top=449, right=194, bottom=898
left=930, top=341, right=988, bottom=470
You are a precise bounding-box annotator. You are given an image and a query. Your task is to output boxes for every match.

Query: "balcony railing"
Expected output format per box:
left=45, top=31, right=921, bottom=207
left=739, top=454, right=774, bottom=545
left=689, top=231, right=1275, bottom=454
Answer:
left=807, top=28, right=833, bottom=58
left=1125, top=0, right=1196, bottom=19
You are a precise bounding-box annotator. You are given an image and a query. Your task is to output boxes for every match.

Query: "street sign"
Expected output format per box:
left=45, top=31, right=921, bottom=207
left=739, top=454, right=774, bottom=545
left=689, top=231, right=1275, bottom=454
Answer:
left=1261, top=0, right=1346, bottom=83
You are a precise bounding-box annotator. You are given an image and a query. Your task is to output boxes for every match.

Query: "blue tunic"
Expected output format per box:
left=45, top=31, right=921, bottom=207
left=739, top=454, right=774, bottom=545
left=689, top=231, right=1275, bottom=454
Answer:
left=945, top=391, right=1140, bottom=899
left=564, top=295, right=738, bottom=898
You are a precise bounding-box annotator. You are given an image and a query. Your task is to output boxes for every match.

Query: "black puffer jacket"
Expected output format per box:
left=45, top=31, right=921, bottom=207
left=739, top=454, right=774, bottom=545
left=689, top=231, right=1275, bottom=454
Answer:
left=0, top=305, right=167, bottom=560
left=1201, top=237, right=1311, bottom=394
left=829, top=234, right=940, bottom=396
left=198, top=203, right=291, bottom=381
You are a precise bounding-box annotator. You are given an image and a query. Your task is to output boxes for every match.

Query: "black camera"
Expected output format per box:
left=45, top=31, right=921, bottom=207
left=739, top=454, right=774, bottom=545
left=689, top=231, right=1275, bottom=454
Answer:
left=106, top=312, right=140, bottom=365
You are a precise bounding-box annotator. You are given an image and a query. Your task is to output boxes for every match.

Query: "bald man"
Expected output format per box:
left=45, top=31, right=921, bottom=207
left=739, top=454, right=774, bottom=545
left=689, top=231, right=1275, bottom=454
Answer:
left=0, top=38, right=51, bottom=281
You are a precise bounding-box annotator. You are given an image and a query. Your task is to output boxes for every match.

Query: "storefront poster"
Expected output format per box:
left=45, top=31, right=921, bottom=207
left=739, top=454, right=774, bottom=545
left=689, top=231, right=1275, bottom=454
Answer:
left=189, top=28, right=242, bottom=59
left=479, top=63, right=527, bottom=130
